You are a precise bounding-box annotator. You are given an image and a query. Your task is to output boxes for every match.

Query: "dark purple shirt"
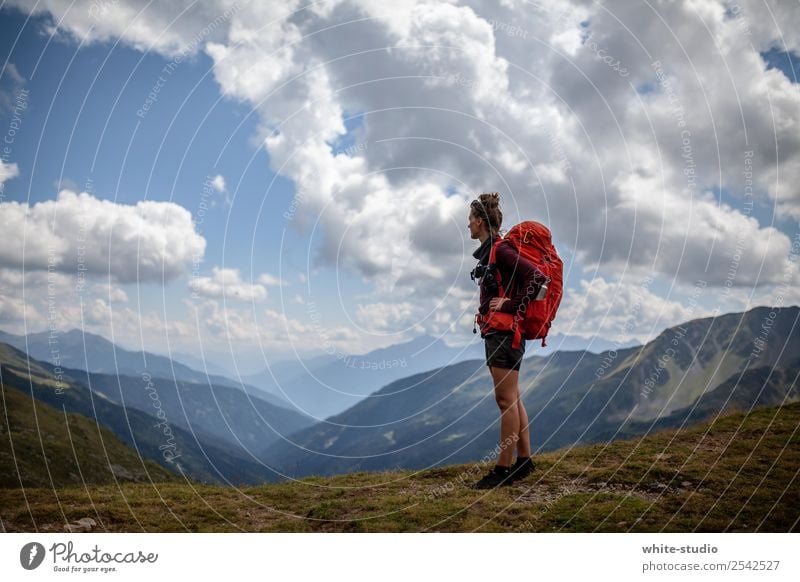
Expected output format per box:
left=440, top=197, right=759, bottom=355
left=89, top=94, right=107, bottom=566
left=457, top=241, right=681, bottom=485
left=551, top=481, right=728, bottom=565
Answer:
left=473, top=237, right=547, bottom=317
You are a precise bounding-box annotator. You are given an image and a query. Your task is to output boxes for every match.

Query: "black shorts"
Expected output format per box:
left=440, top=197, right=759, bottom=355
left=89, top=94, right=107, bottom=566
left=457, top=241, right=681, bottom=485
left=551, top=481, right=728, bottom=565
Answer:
left=484, top=331, right=525, bottom=371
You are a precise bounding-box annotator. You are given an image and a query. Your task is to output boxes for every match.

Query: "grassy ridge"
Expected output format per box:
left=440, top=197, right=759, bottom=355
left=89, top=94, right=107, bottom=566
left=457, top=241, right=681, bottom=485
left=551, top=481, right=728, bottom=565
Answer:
left=1, top=343, right=285, bottom=485
left=0, top=372, right=180, bottom=488
left=2, top=402, right=798, bottom=532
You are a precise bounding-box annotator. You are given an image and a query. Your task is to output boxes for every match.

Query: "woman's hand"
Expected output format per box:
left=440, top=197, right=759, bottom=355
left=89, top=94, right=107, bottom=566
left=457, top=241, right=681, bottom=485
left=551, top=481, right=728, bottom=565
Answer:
left=489, top=297, right=509, bottom=311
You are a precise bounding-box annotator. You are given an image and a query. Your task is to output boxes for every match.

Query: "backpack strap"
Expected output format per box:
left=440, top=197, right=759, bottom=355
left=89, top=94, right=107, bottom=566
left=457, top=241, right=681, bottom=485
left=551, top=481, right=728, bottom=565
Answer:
left=490, top=235, right=525, bottom=349
left=487, top=235, right=507, bottom=297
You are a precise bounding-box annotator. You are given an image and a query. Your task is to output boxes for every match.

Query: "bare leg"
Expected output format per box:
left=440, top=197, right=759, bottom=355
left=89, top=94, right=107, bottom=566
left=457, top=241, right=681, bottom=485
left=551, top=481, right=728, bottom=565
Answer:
left=516, top=398, right=531, bottom=458
left=489, top=365, right=521, bottom=467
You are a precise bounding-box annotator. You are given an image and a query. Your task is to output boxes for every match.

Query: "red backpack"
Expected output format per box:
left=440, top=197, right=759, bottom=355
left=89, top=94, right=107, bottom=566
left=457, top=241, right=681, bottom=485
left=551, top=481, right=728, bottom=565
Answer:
left=474, top=221, right=563, bottom=349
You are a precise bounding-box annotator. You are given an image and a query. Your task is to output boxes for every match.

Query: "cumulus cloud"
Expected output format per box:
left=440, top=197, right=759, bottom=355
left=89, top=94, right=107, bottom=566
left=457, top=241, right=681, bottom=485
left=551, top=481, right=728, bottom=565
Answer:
left=7, top=0, right=800, bottom=347
left=198, top=0, right=800, bottom=294
left=185, top=298, right=368, bottom=354
left=0, top=291, right=26, bottom=324
left=257, top=273, right=287, bottom=286
left=0, top=190, right=206, bottom=283
left=0, top=267, right=183, bottom=344
left=355, top=301, right=421, bottom=333
left=207, top=173, right=232, bottom=206
left=1, top=62, right=25, bottom=85
left=0, top=160, right=19, bottom=185
left=8, top=0, right=241, bottom=58
left=558, top=275, right=715, bottom=344
left=91, top=283, right=129, bottom=303
left=210, top=174, right=226, bottom=192
left=0, top=62, right=27, bottom=115
left=189, top=266, right=268, bottom=302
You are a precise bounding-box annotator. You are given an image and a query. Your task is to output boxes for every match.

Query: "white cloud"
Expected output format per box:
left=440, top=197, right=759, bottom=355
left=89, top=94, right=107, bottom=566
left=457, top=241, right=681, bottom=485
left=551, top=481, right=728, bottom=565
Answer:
left=0, top=190, right=206, bottom=283
left=85, top=298, right=112, bottom=325
left=732, top=0, right=800, bottom=54
left=2, top=62, right=25, bottom=85
left=182, top=298, right=369, bottom=354
left=7, top=0, right=800, bottom=348
left=210, top=174, right=226, bottom=192
left=189, top=266, right=268, bottom=302
left=200, top=0, right=799, bottom=297
left=0, top=267, right=188, bottom=348
left=599, top=172, right=794, bottom=286
left=558, top=275, right=716, bottom=344
left=207, top=173, right=232, bottom=206
left=91, top=283, right=129, bottom=303
left=0, top=160, right=19, bottom=185
left=0, top=292, right=26, bottom=324
left=8, top=0, right=241, bottom=58
left=355, top=301, right=419, bottom=333
left=0, top=62, right=27, bottom=114
left=256, top=273, right=287, bottom=286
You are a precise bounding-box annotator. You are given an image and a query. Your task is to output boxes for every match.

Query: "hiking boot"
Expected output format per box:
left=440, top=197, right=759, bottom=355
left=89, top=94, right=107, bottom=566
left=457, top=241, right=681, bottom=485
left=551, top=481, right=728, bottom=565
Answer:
left=509, top=456, right=536, bottom=481
left=470, top=465, right=515, bottom=489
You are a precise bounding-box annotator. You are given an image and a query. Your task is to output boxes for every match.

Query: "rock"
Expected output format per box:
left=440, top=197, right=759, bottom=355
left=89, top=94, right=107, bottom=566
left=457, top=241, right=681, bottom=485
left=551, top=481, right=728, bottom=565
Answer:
left=63, top=517, right=96, bottom=533
left=110, top=464, right=136, bottom=481
left=681, top=481, right=693, bottom=488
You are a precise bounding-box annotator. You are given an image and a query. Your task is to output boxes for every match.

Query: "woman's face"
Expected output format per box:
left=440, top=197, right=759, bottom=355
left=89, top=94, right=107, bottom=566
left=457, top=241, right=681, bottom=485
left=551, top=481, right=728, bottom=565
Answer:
left=468, top=211, right=483, bottom=239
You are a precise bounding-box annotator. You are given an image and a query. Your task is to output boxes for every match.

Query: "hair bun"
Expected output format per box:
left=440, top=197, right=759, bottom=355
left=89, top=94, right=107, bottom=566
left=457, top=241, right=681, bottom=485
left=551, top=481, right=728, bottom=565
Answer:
left=471, top=192, right=503, bottom=236
left=479, top=192, right=500, bottom=206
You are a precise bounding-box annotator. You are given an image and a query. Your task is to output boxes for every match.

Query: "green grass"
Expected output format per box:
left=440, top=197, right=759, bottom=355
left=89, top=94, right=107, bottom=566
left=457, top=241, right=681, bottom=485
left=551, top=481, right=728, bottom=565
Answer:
left=0, top=373, right=180, bottom=489
left=2, top=402, right=798, bottom=532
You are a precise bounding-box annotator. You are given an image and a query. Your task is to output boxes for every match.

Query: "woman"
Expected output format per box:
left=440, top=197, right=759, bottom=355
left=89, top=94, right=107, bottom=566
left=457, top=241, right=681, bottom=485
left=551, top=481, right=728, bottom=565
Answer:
left=468, top=193, right=547, bottom=489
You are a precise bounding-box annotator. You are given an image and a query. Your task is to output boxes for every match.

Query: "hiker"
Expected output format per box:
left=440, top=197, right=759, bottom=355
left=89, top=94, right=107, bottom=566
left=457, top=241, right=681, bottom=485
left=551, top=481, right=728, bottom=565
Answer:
left=467, top=193, right=549, bottom=489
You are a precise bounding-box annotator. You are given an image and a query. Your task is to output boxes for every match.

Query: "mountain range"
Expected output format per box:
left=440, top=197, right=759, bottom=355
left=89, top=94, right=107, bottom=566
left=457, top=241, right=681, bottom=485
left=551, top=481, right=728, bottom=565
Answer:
left=0, top=326, right=636, bottom=421
left=260, top=306, right=799, bottom=478
left=1, top=305, right=796, bottom=487
left=242, top=332, right=638, bottom=419
left=0, top=328, right=295, bottom=411
left=3, top=400, right=797, bottom=532
left=0, top=342, right=310, bottom=485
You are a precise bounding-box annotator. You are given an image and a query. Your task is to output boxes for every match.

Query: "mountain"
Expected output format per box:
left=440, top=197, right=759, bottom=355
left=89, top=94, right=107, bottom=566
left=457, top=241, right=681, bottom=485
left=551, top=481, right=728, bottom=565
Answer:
left=260, top=305, right=799, bottom=478
left=595, top=364, right=799, bottom=442
left=2, top=401, right=797, bottom=532
left=0, top=328, right=295, bottom=411
left=241, top=352, right=339, bottom=394
left=0, top=343, right=284, bottom=485
left=167, top=350, right=237, bottom=378
left=0, top=327, right=625, bottom=425
left=541, top=331, right=640, bottom=354
left=244, top=333, right=637, bottom=420
left=0, top=369, right=179, bottom=488
left=243, top=334, right=487, bottom=419
left=240, top=352, right=340, bottom=407
left=58, top=366, right=316, bottom=454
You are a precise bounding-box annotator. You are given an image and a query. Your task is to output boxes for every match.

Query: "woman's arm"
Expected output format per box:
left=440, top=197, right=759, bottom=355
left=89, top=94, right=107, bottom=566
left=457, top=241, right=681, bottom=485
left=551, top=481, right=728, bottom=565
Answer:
left=494, top=241, right=548, bottom=314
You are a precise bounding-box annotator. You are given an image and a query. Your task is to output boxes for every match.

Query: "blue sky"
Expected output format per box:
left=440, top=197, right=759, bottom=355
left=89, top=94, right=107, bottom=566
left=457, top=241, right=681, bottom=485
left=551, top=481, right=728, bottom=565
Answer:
left=0, top=6, right=363, bottom=351
left=0, top=7, right=284, bottom=278
left=1, top=1, right=799, bottom=372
